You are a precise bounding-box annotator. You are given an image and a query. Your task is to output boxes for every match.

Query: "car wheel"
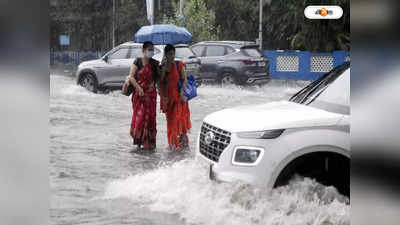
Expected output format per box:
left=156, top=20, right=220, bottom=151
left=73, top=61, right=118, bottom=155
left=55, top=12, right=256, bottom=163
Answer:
left=220, top=73, right=236, bottom=85
left=79, top=73, right=98, bottom=93
left=274, top=152, right=350, bottom=197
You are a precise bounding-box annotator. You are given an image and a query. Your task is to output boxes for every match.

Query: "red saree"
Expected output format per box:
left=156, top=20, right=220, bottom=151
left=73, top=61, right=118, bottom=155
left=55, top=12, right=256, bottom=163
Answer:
left=160, top=61, right=192, bottom=148
left=130, top=63, right=157, bottom=148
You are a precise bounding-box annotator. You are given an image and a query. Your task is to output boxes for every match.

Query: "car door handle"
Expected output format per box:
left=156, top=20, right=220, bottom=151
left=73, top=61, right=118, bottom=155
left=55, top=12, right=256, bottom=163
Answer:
left=217, top=60, right=224, bottom=64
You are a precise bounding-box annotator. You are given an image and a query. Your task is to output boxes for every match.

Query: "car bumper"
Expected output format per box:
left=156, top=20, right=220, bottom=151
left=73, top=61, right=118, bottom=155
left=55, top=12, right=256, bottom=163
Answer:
left=207, top=162, right=260, bottom=184
left=197, top=151, right=264, bottom=186
left=245, top=73, right=270, bottom=84
left=195, top=132, right=274, bottom=187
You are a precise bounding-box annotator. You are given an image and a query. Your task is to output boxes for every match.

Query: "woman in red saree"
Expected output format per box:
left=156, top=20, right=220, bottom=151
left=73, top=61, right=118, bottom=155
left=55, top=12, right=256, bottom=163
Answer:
left=124, top=41, right=159, bottom=150
left=159, top=44, right=192, bottom=150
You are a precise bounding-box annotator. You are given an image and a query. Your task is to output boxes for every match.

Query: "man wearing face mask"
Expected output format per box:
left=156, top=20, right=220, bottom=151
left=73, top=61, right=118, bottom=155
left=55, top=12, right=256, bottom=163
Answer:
left=125, top=41, right=160, bottom=151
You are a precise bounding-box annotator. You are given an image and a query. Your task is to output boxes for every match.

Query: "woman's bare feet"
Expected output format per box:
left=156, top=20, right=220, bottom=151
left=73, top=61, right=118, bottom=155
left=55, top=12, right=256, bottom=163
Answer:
left=148, top=144, right=156, bottom=151
left=169, top=145, right=178, bottom=151
left=179, top=135, right=189, bottom=148
left=141, top=142, right=156, bottom=151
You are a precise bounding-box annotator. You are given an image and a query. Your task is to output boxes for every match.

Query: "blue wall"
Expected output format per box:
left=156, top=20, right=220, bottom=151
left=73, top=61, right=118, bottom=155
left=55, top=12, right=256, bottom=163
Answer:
left=264, top=50, right=350, bottom=81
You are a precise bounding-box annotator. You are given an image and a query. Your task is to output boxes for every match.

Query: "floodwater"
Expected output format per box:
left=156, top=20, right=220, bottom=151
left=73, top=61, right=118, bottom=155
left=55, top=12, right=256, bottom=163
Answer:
left=50, top=74, right=349, bottom=225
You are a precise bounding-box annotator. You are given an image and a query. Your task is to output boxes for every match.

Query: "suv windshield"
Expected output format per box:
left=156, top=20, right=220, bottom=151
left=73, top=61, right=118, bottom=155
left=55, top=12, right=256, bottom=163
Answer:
left=175, top=47, right=195, bottom=58
left=289, top=62, right=350, bottom=105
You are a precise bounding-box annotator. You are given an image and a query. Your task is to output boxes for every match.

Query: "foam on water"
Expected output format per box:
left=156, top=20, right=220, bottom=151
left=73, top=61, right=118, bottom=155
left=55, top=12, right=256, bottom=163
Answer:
left=104, top=159, right=349, bottom=225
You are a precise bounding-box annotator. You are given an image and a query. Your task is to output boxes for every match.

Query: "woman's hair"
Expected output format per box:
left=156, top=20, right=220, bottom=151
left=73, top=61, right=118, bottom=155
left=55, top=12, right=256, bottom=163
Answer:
left=142, top=41, right=153, bottom=51
left=164, top=44, right=175, bottom=54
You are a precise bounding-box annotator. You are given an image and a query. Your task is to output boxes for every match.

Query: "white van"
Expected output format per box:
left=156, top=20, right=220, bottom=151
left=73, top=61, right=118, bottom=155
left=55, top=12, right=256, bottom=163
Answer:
left=196, top=62, right=350, bottom=195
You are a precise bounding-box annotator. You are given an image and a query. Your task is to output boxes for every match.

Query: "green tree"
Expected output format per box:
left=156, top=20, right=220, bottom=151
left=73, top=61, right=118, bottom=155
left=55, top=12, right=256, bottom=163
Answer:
left=115, top=0, right=148, bottom=45
left=50, top=0, right=113, bottom=51
left=50, top=0, right=350, bottom=52
left=264, top=0, right=350, bottom=52
left=205, top=0, right=259, bottom=42
left=166, top=0, right=220, bottom=43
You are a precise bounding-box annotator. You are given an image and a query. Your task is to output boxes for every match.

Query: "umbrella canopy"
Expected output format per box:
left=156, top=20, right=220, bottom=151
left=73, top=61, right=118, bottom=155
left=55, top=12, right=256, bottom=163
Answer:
left=134, top=24, right=192, bottom=45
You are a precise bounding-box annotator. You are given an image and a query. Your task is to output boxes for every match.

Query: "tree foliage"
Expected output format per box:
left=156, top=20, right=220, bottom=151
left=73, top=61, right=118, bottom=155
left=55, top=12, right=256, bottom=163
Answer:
left=50, top=0, right=113, bottom=51
left=204, top=0, right=259, bottom=42
left=264, top=0, right=350, bottom=52
left=165, top=0, right=220, bottom=43
left=50, top=0, right=349, bottom=52
left=115, top=0, right=148, bottom=46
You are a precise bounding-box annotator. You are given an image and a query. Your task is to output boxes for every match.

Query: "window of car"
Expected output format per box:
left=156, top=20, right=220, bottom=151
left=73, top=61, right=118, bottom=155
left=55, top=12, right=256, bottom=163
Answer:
left=175, top=47, right=195, bottom=58
left=191, top=45, right=205, bottom=57
left=108, top=48, right=130, bottom=59
left=129, top=47, right=143, bottom=58
left=289, top=62, right=350, bottom=107
left=309, top=68, right=350, bottom=112
left=205, top=45, right=225, bottom=57
left=226, top=46, right=235, bottom=55
left=154, top=47, right=161, bottom=55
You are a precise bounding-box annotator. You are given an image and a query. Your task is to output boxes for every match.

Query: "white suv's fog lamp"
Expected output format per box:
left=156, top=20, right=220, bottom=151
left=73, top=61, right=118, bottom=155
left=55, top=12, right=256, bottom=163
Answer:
left=232, top=146, right=264, bottom=166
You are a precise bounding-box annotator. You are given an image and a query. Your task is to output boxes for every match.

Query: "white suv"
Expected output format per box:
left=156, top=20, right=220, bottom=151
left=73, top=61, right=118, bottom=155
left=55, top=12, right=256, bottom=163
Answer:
left=196, top=62, right=350, bottom=195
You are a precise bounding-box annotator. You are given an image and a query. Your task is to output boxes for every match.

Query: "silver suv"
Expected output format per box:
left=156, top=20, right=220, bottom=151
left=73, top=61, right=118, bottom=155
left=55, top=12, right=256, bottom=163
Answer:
left=196, top=62, right=350, bottom=196
left=190, top=41, right=270, bottom=85
left=75, top=42, right=201, bottom=93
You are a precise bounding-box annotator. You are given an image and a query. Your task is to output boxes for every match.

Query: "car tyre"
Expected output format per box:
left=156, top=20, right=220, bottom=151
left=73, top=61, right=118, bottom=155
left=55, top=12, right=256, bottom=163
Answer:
left=274, top=153, right=350, bottom=197
left=220, top=72, right=236, bottom=86
left=79, top=73, right=98, bottom=93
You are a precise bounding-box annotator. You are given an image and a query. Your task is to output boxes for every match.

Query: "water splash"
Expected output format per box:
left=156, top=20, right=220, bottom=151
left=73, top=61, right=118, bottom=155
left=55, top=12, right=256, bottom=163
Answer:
left=104, top=159, right=349, bottom=225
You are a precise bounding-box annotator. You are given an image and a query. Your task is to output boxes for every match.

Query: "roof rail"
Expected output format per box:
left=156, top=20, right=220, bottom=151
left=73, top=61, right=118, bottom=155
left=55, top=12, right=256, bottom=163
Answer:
left=196, top=40, right=256, bottom=46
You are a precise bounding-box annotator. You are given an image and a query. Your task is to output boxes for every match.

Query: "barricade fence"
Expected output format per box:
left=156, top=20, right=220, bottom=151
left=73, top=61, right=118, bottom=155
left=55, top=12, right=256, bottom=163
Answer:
left=50, top=49, right=105, bottom=67
left=264, top=50, right=350, bottom=80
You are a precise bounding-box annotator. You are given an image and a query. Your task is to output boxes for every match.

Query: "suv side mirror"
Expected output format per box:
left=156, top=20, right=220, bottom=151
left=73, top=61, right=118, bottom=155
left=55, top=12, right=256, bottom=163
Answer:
left=103, top=55, right=109, bottom=62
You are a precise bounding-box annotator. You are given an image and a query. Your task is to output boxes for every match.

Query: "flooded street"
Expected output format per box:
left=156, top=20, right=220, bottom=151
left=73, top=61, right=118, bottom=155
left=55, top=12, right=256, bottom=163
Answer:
left=50, top=74, right=349, bottom=225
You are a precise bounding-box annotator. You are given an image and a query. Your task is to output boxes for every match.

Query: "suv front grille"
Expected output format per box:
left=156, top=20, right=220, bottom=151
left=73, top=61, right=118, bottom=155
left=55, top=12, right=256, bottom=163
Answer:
left=199, top=122, right=231, bottom=162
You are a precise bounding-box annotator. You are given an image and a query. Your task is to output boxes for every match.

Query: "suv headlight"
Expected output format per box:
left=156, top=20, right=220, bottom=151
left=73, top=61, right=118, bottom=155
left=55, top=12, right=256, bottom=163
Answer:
left=232, top=146, right=264, bottom=166
left=237, top=129, right=284, bottom=139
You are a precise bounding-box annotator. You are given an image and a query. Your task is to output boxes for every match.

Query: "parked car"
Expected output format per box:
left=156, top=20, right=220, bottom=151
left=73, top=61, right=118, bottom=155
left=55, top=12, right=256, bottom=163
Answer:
left=190, top=41, right=270, bottom=85
left=153, top=44, right=202, bottom=86
left=196, top=62, right=350, bottom=196
left=75, top=42, right=201, bottom=93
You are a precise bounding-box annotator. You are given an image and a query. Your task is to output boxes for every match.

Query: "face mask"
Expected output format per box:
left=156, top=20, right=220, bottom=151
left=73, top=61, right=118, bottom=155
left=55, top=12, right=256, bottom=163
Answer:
left=146, top=50, right=154, bottom=58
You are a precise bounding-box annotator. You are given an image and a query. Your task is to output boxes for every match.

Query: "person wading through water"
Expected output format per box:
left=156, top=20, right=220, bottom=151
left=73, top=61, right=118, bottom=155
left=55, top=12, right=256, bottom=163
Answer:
left=124, top=41, right=159, bottom=150
left=159, top=44, right=192, bottom=150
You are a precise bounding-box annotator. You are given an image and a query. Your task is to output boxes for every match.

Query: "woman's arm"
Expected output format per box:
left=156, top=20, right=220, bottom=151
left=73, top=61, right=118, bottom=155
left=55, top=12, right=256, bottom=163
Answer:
left=159, top=66, right=169, bottom=98
left=128, top=62, right=144, bottom=96
left=128, top=64, right=139, bottom=88
left=160, top=66, right=166, bottom=82
left=180, top=62, right=187, bottom=89
left=178, top=62, right=188, bottom=101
